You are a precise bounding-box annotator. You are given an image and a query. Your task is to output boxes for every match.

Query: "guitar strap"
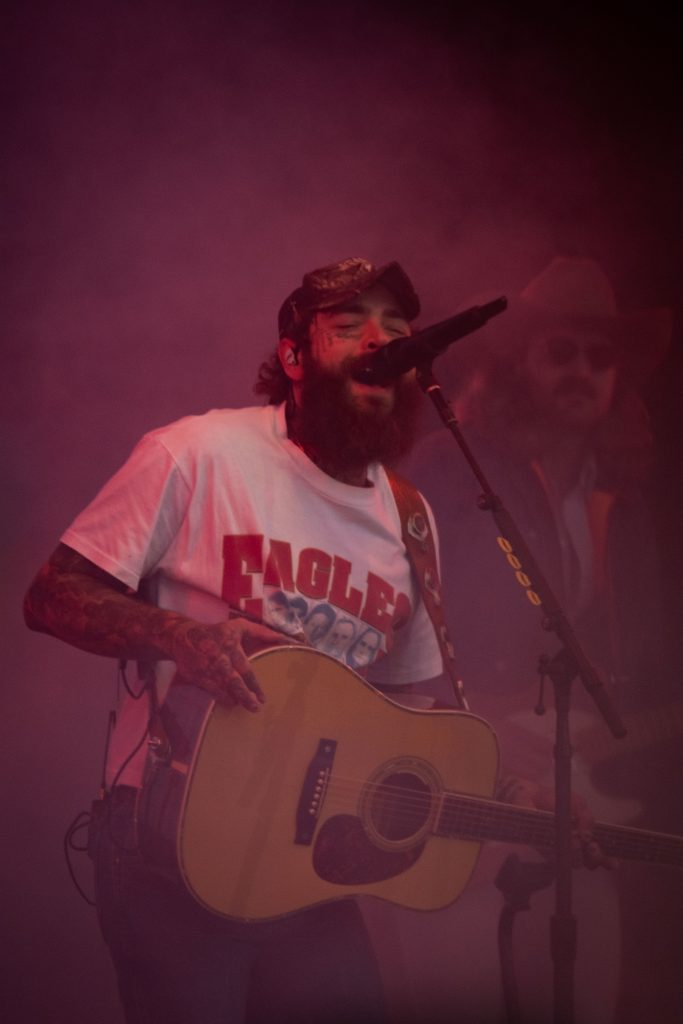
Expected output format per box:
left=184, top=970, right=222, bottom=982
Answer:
left=386, top=469, right=468, bottom=711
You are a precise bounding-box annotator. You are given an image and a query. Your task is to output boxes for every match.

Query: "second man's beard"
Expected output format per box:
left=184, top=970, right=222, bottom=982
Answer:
left=293, top=353, right=423, bottom=477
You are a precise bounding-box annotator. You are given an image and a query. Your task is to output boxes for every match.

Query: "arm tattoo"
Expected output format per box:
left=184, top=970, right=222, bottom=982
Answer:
left=24, top=544, right=256, bottom=698
left=23, top=543, right=187, bottom=662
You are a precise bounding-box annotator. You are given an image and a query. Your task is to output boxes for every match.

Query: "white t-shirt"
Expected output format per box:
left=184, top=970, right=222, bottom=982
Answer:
left=62, top=403, right=443, bottom=786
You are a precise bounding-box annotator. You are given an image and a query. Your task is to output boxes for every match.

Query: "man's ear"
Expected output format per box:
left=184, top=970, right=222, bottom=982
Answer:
left=278, top=338, right=304, bottom=381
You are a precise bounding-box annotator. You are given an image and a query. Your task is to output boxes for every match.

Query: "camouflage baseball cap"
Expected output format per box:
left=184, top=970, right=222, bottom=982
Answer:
left=278, top=256, right=421, bottom=339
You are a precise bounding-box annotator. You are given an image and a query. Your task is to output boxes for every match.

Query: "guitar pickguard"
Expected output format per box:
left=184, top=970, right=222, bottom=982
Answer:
left=313, top=814, right=425, bottom=885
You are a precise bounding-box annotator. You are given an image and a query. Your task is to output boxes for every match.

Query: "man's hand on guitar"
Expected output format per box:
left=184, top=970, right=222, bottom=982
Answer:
left=169, top=617, right=291, bottom=712
left=498, top=775, right=618, bottom=871
left=23, top=544, right=296, bottom=715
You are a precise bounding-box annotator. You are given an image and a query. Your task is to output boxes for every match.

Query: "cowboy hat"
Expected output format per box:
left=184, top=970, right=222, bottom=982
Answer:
left=505, top=256, right=672, bottom=377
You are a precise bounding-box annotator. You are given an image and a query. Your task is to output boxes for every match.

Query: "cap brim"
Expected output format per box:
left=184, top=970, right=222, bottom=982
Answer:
left=313, top=261, right=421, bottom=322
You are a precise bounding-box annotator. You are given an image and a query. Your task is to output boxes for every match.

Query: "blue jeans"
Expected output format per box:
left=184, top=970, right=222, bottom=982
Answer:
left=93, top=787, right=389, bottom=1024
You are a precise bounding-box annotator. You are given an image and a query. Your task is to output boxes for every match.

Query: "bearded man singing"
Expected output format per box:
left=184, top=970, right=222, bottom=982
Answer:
left=23, top=256, right=601, bottom=1024
left=22, top=256, right=444, bottom=1024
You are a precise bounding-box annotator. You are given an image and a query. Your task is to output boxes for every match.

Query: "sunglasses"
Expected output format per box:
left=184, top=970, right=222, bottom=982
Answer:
left=545, top=336, right=618, bottom=371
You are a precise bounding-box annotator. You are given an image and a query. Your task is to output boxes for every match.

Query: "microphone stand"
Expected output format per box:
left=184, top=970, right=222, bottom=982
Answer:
left=416, top=364, right=627, bottom=1024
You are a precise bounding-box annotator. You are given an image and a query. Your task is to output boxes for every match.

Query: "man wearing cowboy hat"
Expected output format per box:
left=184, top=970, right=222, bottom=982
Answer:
left=398, top=256, right=677, bottom=1023
left=408, top=255, right=671, bottom=687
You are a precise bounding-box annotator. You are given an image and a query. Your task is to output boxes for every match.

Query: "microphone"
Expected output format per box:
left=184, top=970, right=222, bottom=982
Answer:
left=350, top=296, right=507, bottom=385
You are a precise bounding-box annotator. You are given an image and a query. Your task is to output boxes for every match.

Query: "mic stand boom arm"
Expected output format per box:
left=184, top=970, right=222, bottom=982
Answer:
left=416, top=363, right=626, bottom=1024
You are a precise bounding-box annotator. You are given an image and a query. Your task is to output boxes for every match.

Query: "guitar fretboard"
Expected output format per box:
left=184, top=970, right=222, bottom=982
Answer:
left=436, top=792, right=683, bottom=867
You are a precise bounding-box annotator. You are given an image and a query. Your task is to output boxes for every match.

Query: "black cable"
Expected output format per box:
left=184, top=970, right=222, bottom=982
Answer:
left=118, top=659, right=147, bottom=699
left=63, top=810, right=96, bottom=906
left=63, top=661, right=153, bottom=905
left=62, top=712, right=152, bottom=906
left=104, top=718, right=152, bottom=854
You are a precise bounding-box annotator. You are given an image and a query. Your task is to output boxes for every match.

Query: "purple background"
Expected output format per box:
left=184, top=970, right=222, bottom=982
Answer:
left=3, top=3, right=681, bottom=1020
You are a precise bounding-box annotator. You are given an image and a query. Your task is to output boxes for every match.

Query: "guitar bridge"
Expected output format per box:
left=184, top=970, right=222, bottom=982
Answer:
left=295, top=737, right=337, bottom=845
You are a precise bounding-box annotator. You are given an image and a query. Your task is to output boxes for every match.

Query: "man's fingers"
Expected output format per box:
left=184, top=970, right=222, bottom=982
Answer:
left=228, top=646, right=266, bottom=703
left=215, top=667, right=263, bottom=712
left=240, top=667, right=266, bottom=705
left=565, top=826, right=618, bottom=871
left=202, top=648, right=264, bottom=712
left=577, top=829, right=618, bottom=871
left=228, top=671, right=263, bottom=712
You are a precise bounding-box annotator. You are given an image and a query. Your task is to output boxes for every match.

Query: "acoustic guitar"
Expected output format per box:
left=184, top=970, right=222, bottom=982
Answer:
left=137, top=646, right=683, bottom=921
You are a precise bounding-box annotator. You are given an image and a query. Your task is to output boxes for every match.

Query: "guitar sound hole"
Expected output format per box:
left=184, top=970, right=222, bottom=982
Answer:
left=369, top=772, right=432, bottom=841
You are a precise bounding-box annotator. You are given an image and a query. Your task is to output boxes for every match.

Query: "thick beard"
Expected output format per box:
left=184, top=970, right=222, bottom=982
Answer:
left=293, top=353, right=422, bottom=476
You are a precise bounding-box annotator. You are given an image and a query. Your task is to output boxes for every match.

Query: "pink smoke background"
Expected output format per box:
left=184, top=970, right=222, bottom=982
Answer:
left=3, top=3, right=681, bottom=1020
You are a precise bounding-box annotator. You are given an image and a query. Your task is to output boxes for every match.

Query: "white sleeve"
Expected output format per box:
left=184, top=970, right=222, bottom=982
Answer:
left=61, top=435, right=191, bottom=590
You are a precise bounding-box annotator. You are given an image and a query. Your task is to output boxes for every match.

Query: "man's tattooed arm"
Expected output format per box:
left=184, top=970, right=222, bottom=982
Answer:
left=23, top=543, right=284, bottom=711
left=24, top=543, right=180, bottom=659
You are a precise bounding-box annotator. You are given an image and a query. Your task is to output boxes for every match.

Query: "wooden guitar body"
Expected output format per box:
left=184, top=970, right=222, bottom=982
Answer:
left=138, top=645, right=499, bottom=920
left=137, top=645, right=683, bottom=922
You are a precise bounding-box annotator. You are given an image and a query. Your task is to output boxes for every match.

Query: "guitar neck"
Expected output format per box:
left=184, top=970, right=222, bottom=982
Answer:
left=437, top=793, right=683, bottom=868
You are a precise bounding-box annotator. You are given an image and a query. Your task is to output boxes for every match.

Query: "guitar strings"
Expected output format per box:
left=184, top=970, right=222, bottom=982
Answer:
left=307, top=777, right=683, bottom=861
left=314, top=775, right=556, bottom=838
